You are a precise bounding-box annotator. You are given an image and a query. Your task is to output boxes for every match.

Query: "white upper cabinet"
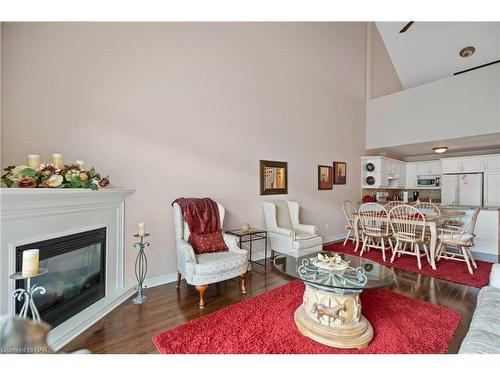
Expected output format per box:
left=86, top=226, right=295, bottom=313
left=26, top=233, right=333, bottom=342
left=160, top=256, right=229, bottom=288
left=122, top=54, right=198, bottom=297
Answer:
left=441, top=156, right=484, bottom=174
left=484, top=155, right=500, bottom=171
left=406, top=162, right=417, bottom=188
left=416, top=160, right=441, bottom=176
left=484, top=171, right=500, bottom=207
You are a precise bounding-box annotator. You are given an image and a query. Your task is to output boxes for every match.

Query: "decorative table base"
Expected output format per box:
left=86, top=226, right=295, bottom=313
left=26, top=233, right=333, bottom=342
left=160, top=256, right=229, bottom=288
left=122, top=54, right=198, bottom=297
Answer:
left=294, top=283, right=373, bottom=349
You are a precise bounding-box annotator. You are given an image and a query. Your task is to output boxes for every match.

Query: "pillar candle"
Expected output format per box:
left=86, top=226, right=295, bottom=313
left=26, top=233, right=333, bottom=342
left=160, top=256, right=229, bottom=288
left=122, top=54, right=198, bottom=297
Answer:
left=27, top=154, right=41, bottom=170
left=138, top=223, right=146, bottom=237
left=52, top=153, right=64, bottom=169
left=22, top=249, right=39, bottom=277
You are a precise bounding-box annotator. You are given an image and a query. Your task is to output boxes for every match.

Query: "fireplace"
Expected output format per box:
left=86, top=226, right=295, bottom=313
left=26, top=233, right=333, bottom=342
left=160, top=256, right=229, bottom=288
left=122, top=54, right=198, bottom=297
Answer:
left=15, top=228, right=106, bottom=328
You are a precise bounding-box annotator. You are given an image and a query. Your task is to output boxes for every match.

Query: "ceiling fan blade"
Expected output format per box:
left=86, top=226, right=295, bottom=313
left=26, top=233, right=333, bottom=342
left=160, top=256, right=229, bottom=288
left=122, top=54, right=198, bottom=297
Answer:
left=399, top=21, right=414, bottom=33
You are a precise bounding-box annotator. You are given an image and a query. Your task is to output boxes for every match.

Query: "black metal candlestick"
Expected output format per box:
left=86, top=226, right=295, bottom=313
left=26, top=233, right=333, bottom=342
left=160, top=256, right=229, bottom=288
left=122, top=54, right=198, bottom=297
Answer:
left=133, top=234, right=150, bottom=304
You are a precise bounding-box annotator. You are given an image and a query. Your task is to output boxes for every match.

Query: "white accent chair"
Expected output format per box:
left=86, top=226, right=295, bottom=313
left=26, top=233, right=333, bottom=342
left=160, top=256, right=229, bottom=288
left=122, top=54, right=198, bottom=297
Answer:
left=173, top=202, right=248, bottom=308
left=262, top=200, right=322, bottom=257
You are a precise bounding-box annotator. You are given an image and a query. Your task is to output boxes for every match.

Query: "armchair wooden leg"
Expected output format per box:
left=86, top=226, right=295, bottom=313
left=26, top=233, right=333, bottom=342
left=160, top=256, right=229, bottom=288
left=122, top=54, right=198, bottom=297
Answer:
left=240, top=273, right=248, bottom=295
left=195, top=284, right=208, bottom=309
left=176, top=271, right=181, bottom=288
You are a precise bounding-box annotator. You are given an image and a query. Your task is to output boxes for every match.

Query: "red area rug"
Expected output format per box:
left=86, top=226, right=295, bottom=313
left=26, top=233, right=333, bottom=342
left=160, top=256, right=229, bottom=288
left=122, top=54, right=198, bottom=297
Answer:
left=152, top=280, right=461, bottom=354
left=325, top=241, right=492, bottom=288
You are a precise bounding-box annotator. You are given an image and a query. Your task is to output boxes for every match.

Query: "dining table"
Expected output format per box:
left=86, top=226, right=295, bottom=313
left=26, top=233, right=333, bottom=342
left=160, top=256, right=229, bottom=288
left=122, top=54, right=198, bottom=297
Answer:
left=352, top=209, right=466, bottom=270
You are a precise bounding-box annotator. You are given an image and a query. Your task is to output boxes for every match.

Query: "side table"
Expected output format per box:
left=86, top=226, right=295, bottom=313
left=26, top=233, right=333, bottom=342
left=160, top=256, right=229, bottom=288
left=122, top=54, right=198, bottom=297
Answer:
left=225, top=228, right=268, bottom=275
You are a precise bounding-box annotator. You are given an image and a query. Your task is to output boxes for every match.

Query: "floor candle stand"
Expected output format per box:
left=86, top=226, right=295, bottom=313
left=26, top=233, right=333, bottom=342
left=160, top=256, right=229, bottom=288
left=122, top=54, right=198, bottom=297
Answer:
left=133, top=234, right=150, bottom=304
left=9, top=268, right=48, bottom=322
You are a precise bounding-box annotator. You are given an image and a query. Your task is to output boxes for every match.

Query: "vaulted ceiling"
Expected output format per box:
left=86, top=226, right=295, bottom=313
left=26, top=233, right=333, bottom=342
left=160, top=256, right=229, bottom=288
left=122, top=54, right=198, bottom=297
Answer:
left=375, top=22, right=500, bottom=89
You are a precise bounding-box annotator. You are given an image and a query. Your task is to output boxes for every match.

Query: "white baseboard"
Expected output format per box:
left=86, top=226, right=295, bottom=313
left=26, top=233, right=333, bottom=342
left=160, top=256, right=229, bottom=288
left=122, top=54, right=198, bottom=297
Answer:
left=144, top=272, right=178, bottom=288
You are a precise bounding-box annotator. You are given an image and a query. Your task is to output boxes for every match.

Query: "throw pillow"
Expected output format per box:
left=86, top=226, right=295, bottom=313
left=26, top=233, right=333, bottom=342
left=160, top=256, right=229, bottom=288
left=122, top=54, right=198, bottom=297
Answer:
left=190, top=230, right=228, bottom=255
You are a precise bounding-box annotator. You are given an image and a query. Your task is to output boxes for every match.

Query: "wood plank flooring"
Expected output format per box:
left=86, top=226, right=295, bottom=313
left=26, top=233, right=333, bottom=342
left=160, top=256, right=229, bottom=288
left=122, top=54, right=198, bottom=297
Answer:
left=62, top=260, right=479, bottom=354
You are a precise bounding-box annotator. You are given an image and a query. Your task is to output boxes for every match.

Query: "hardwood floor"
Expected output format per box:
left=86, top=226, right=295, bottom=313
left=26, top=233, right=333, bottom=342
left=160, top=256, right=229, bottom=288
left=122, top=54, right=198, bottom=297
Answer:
left=62, top=260, right=479, bottom=354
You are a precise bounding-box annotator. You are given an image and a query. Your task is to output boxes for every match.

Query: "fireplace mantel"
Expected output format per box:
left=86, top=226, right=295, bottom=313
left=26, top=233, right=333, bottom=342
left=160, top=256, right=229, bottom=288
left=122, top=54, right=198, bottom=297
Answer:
left=0, top=187, right=135, bottom=350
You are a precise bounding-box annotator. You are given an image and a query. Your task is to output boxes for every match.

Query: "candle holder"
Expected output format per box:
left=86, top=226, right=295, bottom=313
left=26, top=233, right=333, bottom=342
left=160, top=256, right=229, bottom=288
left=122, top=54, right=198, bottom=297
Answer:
left=133, top=234, right=150, bottom=304
left=9, top=268, right=48, bottom=322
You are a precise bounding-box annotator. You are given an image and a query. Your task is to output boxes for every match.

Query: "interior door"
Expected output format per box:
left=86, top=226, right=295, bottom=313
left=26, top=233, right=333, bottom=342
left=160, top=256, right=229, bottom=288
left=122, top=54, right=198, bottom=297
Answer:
left=458, top=173, right=483, bottom=206
left=441, top=174, right=458, bottom=205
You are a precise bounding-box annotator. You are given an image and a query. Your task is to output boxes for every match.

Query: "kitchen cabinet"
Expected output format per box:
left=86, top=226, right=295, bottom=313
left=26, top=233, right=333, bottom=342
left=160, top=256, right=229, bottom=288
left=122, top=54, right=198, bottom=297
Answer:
left=406, top=162, right=417, bottom=188
left=361, top=156, right=405, bottom=188
left=416, top=160, right=441, bottom=176
left=484, top=155, right=500, bottom=171
left=441, top=156, right=484, bottom=173
left=484, top=171, right=500, bottom=206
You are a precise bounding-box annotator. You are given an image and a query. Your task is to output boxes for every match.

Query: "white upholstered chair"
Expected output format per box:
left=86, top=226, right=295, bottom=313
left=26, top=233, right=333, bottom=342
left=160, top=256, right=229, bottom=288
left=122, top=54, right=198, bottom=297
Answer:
left=173, top=202, right=249, bottom=308
left=262, top=200, right=322, bottom=257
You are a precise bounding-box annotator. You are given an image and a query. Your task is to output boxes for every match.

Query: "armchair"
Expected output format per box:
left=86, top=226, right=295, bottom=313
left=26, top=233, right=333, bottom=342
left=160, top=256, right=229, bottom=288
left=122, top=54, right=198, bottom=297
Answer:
left=262, top=200, right=322, bottom=257
left=173, top=202, right=248, bottom=308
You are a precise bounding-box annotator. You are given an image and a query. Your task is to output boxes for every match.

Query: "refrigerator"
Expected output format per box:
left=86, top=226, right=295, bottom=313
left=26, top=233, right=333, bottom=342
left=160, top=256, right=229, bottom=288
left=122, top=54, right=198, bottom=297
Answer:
left=441, top=173, right=483, bottom=206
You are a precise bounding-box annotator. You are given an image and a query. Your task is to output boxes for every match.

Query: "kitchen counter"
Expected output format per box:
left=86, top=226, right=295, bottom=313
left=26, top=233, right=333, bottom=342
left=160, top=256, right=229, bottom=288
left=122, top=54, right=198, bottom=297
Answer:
left=437, top=204, right=500, bottom=211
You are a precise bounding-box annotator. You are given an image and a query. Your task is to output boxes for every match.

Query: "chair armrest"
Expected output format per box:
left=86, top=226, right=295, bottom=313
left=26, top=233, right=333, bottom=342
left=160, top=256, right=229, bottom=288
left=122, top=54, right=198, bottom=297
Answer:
left=268, top=226, right=294, bottom=237
left=293, top=223, right=318, bottom=234
left=176, top=239, right=197, bottom=263
left=223, top=234, right=247, bottom=255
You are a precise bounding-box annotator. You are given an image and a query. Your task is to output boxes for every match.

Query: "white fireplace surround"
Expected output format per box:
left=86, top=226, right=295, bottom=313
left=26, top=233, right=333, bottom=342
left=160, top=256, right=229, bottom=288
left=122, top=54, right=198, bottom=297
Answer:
left=0, top=188, right=134, bottom=350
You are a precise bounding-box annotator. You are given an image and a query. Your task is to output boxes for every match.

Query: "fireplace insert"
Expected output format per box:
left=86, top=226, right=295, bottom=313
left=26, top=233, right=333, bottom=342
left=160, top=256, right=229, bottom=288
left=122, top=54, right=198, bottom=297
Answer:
left=16, top=228, right=106, bottom=328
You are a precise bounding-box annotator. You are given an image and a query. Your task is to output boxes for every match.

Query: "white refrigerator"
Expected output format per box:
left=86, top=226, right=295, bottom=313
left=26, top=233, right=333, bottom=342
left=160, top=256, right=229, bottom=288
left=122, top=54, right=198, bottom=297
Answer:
left=441, top=173, right=483, bottom=206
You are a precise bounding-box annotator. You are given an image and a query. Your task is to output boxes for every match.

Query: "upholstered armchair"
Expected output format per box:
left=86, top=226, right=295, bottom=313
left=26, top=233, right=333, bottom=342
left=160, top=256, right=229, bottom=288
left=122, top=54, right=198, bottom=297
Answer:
left=262, top=200, right=322, bottom=257
left=173, top=202, right=248, bottom=308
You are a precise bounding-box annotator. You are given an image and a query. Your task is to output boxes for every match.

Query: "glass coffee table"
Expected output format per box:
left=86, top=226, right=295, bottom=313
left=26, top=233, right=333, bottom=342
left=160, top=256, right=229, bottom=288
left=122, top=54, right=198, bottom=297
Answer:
left=273, top=251, right=395, bottom=349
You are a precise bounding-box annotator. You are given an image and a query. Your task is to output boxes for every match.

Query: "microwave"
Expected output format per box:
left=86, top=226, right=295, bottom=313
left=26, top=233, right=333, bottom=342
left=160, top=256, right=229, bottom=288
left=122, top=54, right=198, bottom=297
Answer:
left=417, top=176, right=440, bottom=187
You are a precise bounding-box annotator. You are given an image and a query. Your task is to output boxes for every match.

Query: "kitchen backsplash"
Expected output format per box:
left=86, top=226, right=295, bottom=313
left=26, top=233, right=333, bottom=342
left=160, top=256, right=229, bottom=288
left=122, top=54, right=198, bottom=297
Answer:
left=361, top=188, right=441, bottom=202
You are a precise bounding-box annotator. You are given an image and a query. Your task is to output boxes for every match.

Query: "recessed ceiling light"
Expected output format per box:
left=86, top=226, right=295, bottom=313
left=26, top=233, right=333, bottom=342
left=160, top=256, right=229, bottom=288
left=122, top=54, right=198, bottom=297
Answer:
left=433, top=147, right=448, bottom=154
left=459, top=46, right=475, bottom=58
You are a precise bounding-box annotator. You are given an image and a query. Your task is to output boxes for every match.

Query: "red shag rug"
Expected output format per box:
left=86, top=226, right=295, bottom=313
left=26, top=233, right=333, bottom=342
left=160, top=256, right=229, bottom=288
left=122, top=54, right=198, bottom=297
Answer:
left=325, top=241, right=492, bottom=288
left=152, top=280, right=461, bottom=354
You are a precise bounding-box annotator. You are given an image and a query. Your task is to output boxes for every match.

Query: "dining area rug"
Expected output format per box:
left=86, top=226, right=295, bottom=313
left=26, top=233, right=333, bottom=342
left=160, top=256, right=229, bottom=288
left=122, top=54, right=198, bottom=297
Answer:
left=152, top=280, right=462, bottom=354
left=325, top=241, right=492, bottom=288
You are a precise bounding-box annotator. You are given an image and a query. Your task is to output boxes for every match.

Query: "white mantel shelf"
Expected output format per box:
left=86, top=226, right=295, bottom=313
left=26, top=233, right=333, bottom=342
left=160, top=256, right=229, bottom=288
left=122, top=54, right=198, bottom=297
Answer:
left=0, top=187, right=135, bottom=350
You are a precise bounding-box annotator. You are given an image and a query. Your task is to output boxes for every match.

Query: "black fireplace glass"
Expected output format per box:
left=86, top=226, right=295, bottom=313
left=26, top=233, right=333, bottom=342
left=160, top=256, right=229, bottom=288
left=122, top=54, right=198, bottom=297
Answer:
left=16, top=228, right=106, bottom=328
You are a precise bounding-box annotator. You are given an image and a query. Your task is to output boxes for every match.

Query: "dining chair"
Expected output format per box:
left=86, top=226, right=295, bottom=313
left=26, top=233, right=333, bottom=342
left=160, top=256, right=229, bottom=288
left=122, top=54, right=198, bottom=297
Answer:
left=388, top=204, right=430, bottom=270
left=342, top=200, right=358, bottom=246
left=436, top=208, right=480, bottom=274
left=358, top=203, right=392, bottom=261
left=384, top=201, right=403, bottom=211
left=414, top=202, right=441, bottom=217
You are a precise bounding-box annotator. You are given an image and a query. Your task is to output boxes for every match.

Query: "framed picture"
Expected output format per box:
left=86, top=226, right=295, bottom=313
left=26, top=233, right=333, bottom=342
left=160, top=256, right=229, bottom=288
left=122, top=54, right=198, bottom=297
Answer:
left=259, top=160, right=288, bottom=195
left=333, top=161, right=347, bottom=185
left=318, top=165, right=333, bottom=190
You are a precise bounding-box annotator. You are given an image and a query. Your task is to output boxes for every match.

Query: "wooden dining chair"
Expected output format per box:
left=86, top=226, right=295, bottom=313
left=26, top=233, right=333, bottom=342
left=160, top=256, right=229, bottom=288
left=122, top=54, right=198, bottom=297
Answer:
left=388, top=204, right=430, bottom=270
left=436, top=208, right=480, bottom=274
left=358, top=203, right=392, bottom=261
left=384, top=201, right=403, bottom=211
left=414, top=202, right=441, bottom=217
left=342, top=200, right=358, bottom=246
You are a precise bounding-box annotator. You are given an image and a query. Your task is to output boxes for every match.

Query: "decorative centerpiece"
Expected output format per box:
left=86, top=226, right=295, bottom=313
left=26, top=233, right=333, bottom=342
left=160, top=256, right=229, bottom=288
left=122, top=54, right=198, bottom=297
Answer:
left=1, top=154, right=109, bottom=190
left=241, top=223, right=251, bottom=233
left=311, top=253, right=349, bottom=272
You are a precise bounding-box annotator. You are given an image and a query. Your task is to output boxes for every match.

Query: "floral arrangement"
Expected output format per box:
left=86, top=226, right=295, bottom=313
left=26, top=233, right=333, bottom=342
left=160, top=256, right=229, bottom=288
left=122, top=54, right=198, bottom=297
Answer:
left=1, top=163, right=110, bottom=190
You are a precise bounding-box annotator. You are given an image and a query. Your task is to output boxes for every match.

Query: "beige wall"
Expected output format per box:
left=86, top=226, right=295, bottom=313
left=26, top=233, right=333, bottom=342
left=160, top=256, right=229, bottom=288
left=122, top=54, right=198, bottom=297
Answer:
left=1, top=22, right=367, bottom=286
left=371, top=25, right=403, bottom=98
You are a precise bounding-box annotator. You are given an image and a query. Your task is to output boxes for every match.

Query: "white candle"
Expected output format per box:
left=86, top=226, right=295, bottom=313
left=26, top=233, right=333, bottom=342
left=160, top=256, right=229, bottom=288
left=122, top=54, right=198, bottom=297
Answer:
left=75, top=160, right=84, bottom=169
left=138, top=223, right=146, bottom=237
left=27, top=154, right=41, bottom=170
left=22, top=249, right=39, bottom=277
left=52, top=153, right=64, bottom=169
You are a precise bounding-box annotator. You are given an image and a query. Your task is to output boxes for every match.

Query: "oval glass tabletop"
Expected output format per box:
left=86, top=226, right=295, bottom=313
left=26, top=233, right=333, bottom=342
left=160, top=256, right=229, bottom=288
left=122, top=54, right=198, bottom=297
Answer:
left=273, top=251, right=395, bottom=290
